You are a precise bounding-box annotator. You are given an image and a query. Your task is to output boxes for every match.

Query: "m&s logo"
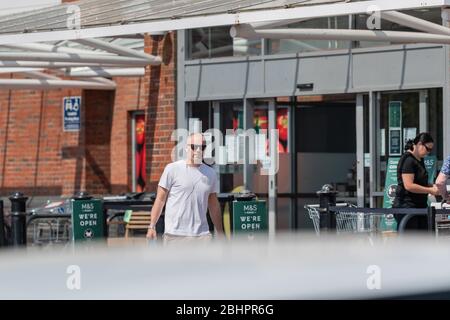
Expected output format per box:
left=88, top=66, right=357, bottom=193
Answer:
left=244, top=205, right=257, bottom=211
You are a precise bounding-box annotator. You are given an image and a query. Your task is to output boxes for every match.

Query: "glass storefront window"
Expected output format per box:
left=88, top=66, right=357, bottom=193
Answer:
left=187, top=26, right=261, bottom=60
left=189, top=101, right=212, bottom=131
left=378, top=92, right=420, bottom=191
left=187, top=8, right=443, bottom=59
left=219, top=101, right=244, bottom=193
left=267, top=16, right=350, bottom=55
left=428, top=88, right=444, bottom=164
left=376, top=89, right=443, bottom=195
left=188, top=28, right=210, bottom=59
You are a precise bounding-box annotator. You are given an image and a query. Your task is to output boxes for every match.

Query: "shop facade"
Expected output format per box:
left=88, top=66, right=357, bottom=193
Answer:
left=177, top=7, right=449, bottom=230
left=0, top=0, right=449, bottom=232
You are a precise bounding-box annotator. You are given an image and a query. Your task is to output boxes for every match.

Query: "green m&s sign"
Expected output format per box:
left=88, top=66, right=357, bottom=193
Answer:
left=71, top=199, right=105, bottom=242
left=232, top=200, right=268, bottom=233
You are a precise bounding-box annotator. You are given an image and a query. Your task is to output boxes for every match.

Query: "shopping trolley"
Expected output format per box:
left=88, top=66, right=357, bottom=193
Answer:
left=433, top=201, right=450, bottom=237
left=305, top=203, right=387, bottom=235
left=28, top=200, right=71, bottom=245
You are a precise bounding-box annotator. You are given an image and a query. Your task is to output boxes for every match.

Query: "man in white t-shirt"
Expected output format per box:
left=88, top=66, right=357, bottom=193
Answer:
left=146, top=133, right=224, bottom=243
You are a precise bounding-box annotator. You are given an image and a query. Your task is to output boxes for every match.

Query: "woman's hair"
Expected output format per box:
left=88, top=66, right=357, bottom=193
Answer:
left=404, top=132, right=434, bottom=151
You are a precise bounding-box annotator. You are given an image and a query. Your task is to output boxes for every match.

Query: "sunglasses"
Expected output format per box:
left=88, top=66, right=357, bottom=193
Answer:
left=189, top=144, right=206, bottom=151
left=423, top=144, right=433, bottom=153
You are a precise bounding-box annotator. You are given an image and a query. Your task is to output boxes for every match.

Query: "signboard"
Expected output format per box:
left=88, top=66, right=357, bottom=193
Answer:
left=71, top=199, right=105, bottom=242
left=388, top=101, right=402, bottom=156
left=389, top=101, right=402, bottom=127
left=364, top=153, right=371, bottom=168
left=63, top=96, right=81, bottom=132
left=232, top=200, right=267, bottom=234
left=424, top=155, right=437, bottom=185
left=389, top=129, right=402, bottom=156
left=383, top=157, right=400, bottom=208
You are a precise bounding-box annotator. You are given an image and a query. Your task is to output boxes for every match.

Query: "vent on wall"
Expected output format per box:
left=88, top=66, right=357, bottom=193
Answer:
left=297, top=83, right=314, bottom=91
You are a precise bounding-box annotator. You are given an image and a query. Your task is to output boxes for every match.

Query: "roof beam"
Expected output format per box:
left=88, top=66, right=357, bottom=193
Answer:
left=67, top=67, right=145, bottom=77
left=381, top=11, right=450, bottom=36
left=230, top=24, right=450, bottom=45
left=0, top=61, right=133, bottom=68
left=0, top=78, right=116, bottom=90
left=252, top=18, right=309, bottom=30
left=0, top=67, right=45, bottom=74
left=74, top=38, right=161, bottom=63
left=0, top=0, right=443, bottom=45
left=0, top=52, right=152, bottom=66
left=1, top=43, right=113, bottom=55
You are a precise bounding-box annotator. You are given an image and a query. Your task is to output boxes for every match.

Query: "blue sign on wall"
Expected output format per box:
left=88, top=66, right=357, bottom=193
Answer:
left=63, top=97, right=81, bottom=131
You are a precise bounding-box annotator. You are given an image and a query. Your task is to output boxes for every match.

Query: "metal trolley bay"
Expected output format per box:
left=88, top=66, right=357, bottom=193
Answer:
left=305, top=203, right=395, bottom=236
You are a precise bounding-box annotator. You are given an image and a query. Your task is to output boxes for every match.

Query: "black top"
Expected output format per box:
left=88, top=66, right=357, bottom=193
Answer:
left=393, top=152, right=429, bottom=208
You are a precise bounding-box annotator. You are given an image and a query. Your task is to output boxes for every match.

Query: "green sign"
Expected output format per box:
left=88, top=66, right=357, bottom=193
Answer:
left=383, top=157, right=400, bottom=208
left=71, top=199, right=105, bottom=242
left=424, top=155, right=437, bottom=185
left=123, top=209, right=132, bottom=223
left=388, top=101, right=402, bottom=128
left=388, top=102, right=402, bottom=156
left=232, top=200, right=267, bottom=233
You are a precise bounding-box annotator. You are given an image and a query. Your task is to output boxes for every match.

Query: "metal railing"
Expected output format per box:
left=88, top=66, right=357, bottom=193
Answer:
left=305, top=203, right=449, bottom=236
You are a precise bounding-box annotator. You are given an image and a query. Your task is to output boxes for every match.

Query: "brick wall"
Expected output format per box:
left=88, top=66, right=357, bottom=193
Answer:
left=0, top=74, right=84, bottom=196
left=0, top=32, right=177, bottom=197
left=146, top=33, right=177, bottom=191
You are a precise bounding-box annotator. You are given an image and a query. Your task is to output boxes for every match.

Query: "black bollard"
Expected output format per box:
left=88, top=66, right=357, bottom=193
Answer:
left=9, top=192, right=28, bottom=247
left=0, top=200, right=5, bottom=247
left=317, top=184, right=338, bottom=232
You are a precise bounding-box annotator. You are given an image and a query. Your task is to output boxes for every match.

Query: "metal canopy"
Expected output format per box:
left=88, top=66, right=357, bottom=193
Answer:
left=0, top=36, right=161, bottom=90
left=0, top=0, right=345, bottom=34
left=0, top=0, right=445, bottom=44
left=0, top=0, right=447, bottom=90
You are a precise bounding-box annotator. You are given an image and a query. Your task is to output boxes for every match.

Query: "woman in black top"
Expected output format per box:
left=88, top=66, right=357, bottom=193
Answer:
left=393, top=132, right=439, bottom=229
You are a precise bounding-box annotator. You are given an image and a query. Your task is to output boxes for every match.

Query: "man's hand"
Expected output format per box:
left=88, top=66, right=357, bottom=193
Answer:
left=430, top=184, right=440, bottom=196
left=146, top=228, right=157, bottom=240
left=208, top=193, right=224, bottom=236
left=146, top=186, right=169, bottom=240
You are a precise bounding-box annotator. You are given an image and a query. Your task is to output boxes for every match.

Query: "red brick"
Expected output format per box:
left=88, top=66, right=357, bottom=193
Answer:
left=0, top=33, right=176, bottom=197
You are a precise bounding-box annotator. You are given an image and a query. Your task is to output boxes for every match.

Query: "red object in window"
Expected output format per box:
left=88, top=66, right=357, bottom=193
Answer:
left=135, top=115, right=146, bottom=192
left=277, top=109, right=288, bottom=142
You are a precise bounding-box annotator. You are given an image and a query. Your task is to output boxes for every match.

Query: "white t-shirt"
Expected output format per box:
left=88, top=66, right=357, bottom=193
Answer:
left=158, top=160, right=218, bottom=236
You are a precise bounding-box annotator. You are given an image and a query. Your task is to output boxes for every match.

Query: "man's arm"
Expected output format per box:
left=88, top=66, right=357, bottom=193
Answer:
left=436, top=172, right=449, bottom=200
left=146, top=186, right=169, bottom=239
left=208, top=193, right=224, bottom=236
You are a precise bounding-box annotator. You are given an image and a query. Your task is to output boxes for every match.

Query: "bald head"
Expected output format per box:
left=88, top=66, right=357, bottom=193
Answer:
left=187, top=133, right=204, bottom=145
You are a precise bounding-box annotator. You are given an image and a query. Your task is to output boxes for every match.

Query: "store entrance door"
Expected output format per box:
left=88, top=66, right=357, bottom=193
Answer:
left=359, top=89, right=443, bottom=208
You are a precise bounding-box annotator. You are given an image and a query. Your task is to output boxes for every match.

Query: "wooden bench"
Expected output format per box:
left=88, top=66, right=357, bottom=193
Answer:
left=124, top=211, right=151, bottom=238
